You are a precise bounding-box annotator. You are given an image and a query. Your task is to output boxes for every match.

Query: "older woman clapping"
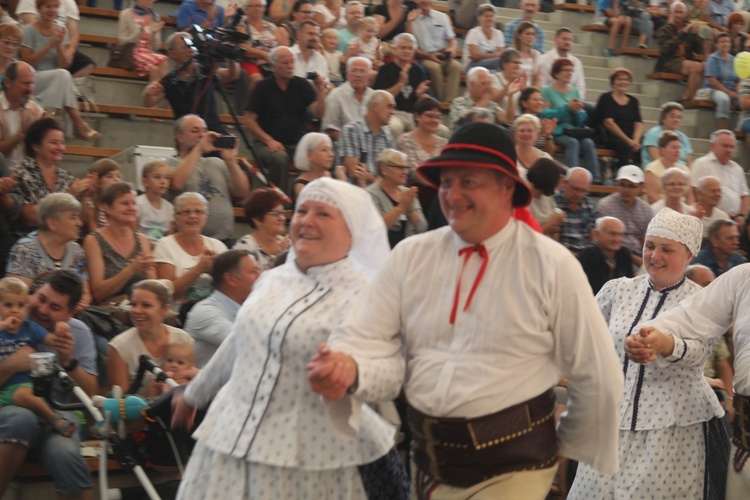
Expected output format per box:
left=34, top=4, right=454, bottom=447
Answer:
left=154, top=193, right=227, bottom=305
left=569, top=208, right=728, bottom=498
left=175, top=178, right=408, bottom=499
left=6, top=192, right=91, bottom=311
left=108, top=279, right=195, bottom=396
left=83, top=182, right=156, bottom=304
left=367, top=149, right=427, bottom=248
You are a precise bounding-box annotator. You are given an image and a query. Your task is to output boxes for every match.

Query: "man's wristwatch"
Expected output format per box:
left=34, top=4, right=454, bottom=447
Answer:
left=62, top=358, right=78, bottom=372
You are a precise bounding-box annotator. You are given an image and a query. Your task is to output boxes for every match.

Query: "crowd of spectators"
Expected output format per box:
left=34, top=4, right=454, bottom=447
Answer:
left=3, top=0, right=750, bottom=497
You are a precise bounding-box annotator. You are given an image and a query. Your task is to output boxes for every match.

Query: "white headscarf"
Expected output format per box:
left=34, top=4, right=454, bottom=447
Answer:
left=291, top=178, right=390, bottom=277
left=646, top=207, right=702, bottom=256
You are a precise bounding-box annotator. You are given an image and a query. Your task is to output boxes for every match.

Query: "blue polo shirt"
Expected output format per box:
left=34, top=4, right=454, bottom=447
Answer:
left=175, top=0, right=225, bottom=30
left=693, top=245, right=746, bottom=277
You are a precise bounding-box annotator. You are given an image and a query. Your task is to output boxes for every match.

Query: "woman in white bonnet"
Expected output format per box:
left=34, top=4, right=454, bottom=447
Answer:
left=176, top=178, right=408, bottom=499
left=569, top=208, right=729, bottom=499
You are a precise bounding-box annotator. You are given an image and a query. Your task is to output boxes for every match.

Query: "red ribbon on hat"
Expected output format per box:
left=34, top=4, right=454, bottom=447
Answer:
left=450, top=244, right=489, bottom=324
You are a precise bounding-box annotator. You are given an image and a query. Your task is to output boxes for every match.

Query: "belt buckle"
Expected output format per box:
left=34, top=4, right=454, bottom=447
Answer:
left=421, top=416, right=443, bottom=481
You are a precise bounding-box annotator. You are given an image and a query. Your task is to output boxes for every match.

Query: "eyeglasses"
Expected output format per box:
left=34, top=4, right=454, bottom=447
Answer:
left=421, top=112, right=443, bottom=119
left=266, top=210, right=287, bottom=217
left=0, top=39, right=20, bottom=47
left=179, top=209, right=206, bottom=216
left=569, top=186, right=588, bottom=195
left=386, top=164, right=410, bottom=171
left=664, top=182, right=687, bottom=188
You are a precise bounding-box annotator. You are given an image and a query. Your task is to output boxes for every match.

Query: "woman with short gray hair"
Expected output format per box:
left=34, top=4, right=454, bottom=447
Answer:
left=462, top=4, right=505, bottom=72
left=291, top=132, right=346, bottom=203
left=154, top=192, right=227, bottom=308
left=367, top=149, right=427, bottom=248
left=6, top=193, right=91, bottom=311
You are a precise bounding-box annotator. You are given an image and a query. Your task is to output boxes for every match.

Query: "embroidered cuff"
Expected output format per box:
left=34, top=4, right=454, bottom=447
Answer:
left=665, top=336, right=687, bottom=363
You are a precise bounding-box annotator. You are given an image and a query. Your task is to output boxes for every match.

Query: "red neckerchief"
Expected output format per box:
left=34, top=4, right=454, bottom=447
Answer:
left=449, top=244, right=489, bottom=324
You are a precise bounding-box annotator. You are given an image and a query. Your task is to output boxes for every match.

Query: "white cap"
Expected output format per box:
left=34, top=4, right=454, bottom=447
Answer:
left=615, top=164, right=644, bottom=184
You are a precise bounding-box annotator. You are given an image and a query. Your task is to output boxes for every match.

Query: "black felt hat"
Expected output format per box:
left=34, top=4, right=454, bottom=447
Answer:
left=416, top=122, right=531, bottom=207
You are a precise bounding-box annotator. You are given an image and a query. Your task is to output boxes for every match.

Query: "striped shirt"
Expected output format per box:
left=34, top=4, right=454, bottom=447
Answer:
left=555, top=190, right=599, bottom=253
left=339, top=119, right=394, bottom=175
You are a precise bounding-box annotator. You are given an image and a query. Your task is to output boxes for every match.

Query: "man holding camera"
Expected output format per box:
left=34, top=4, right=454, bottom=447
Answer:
left=244, top=46, right=329, bottom=193
left=406, top=0, right=462, bottom=103
left=142, top=32, right=248, bottom=135
left=168, top=114, right=250, bottom=247
left=292, top=21, right=330, bottom=83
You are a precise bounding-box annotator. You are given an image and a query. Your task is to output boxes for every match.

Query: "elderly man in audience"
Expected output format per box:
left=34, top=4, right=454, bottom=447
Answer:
left=504, top=0, right=546, bottom=52
left=244, top=45, right=328, bottom=192
left=292, top=20, right=329, bottom=82
left=694, top=175, right=730, bottom=239
left=0, top=62, right=43, bottom=167
left=449, top=67, right=519, bottom=128
left=168, top=114, right=249, bottom=247
left=0, top=270, right=97, bottom=500
left=6, top=193, right=90, bottom=310
left=336, top=0, right=364, bottom=52
left=322, top=57, right=374, bottom=141
left=555, top=167, right=599, bottom=254
left=406, top=0, right=462, bottom=103
left=175, top=0, right=225, bottom=31
left=142, top=32, right=244, bottom=135
left=577, top=216, right=634, bottom=295
left=373, top=33, right=439, bottom=138
left=691, top=129, right=749, bottom=224
left=339, top=90, right=395, bottom=185
left=693, top=219, right=746, bottom=277
left=184, top=249, right=260, bottom=368
left=537, top=27, right=586, bottom=97
left=598, top=165, right=654, bottom=258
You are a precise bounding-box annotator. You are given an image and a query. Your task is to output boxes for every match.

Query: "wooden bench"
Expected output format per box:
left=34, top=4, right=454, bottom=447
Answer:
left=78, top=103, right=240, bottom=126
left=682, top=99, right=716, bottom=110
left=554, top=3, right=596, bottom=13
left=92, top=66, right=146, bottom=81
left=646, top=72, right=686, bottom=82
left=554, top=145, right=616, bottom=158
left=581, top=24, right=609, bottom=33
left=79, top=6, right=177, bottom=26
left=589, top=184, right=618, bottom=195
left=613, top=47, right=658, bottom=57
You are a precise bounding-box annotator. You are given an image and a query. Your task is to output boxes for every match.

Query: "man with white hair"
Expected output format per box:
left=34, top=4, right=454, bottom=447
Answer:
left=339, top=90, right=396, bottom=184
left=449, top=67, right=518, bottom=127
left=693, top=175, right=730, bottom=239
left=244, top=46, right=329, bottom=191
left=555, top=167, right=599, bottom=254
left=691, top=130, right=749, bottom=223
left=406, top=0, right=462, bottom=103
left=504, top=0, right=546, bottom=52
left=322, top=57, right=374, bottom=141
left=577, top=216, right=633, bottom=294
left=373, top=33, right=438, bottom=138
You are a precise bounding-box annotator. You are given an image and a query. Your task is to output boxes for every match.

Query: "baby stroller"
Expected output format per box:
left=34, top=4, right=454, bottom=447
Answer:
left=34, top=355, right=202, bottom=500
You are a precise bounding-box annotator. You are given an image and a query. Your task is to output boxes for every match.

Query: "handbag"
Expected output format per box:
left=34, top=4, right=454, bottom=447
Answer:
left=562, top=127, right=596, bottom=140
left=108, top=43, right=136, bottom=71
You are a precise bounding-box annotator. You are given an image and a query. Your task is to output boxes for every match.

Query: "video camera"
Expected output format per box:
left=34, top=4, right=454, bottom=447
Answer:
left=187, top=8, right=249, bottom=63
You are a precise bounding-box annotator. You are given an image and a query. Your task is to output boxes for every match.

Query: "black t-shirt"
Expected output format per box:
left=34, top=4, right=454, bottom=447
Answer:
left=162, top=63, right=226, bottom=134
left=373, top=4, right=407, bottom=42
left=594, top=92, right=642, bottom=139
left=373, top=61, right=425, bottom=113
left=246, top=75, right=316, bottom=146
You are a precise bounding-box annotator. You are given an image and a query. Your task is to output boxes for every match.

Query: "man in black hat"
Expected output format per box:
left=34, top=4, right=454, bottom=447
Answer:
left=307, top=122, right=624, bottom=499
